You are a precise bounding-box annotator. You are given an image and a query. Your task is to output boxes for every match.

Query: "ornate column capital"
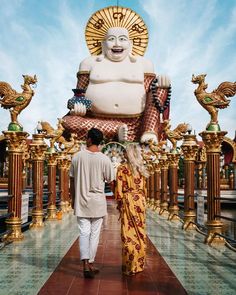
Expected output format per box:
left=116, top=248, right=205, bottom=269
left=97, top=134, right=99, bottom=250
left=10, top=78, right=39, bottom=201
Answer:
left=3, top=131, right=29, bottom=152
left=167, top=152, right=180, bottom=167
left=30, top=134, right=47, bottom=161
left=199, top=131, right=227, bottom=153
left=154, top=162, right=161, bottom=173
left=46, top=152, right=58, bottom=166
left=181, top=134, right=199, bottom=161
left=159, top=152, right=169, bottom=169
left=57, top=153, right=70, bottom=169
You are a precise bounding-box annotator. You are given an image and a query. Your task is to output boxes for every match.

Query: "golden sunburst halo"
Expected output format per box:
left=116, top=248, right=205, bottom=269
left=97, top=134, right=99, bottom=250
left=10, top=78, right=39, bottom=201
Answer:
left=85, top=6, right=149, bottom=56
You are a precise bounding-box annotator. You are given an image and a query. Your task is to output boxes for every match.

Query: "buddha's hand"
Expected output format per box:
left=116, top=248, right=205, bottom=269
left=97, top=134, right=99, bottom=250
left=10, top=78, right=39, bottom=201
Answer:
left=118, top=124, right=128, bottom=142
left=140, top=132, right=158, bottom=144
left=70, top=103, right=87, bottom=116
left=157, top=75, right=171, bottom=88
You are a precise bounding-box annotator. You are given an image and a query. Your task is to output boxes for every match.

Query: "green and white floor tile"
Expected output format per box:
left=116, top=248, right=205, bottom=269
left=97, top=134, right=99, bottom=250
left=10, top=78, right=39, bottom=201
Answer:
left=0, top=213, right=79, bottom=295
left=147, top=209, right=236, bottom=295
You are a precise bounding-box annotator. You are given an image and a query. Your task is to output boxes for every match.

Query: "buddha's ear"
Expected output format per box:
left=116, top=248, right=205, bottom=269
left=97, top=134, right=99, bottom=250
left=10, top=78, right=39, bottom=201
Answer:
left=129, top=54, right=137, bottom=63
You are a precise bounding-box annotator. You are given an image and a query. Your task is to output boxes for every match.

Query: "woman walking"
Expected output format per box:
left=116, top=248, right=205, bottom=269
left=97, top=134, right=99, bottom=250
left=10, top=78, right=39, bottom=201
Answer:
left=115, top=144, right=149, bottom=275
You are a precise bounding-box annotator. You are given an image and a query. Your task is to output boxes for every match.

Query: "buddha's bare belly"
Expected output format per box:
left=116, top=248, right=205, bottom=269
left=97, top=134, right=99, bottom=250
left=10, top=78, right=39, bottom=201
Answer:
left=85, top=82, right=146, bottom=115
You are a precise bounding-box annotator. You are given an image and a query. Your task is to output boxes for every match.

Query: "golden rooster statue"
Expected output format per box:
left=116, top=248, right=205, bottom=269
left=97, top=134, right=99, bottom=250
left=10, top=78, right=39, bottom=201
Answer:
left=40, top=118, right=65, bottom=152
left=0, top=75, right=37, bottom=131
left=162, top=119, right=188, bottom=151
left=192, top=74, right=236, bottom=130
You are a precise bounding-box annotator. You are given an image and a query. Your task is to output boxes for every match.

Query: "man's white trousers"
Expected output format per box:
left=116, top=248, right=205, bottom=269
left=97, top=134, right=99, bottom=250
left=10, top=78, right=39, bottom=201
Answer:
left=77, top=217, right=103, bottom=263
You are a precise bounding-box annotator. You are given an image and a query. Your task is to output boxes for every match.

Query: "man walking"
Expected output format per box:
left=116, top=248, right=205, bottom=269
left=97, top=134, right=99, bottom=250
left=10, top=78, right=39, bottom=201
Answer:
left=70, top=128, right=115, bottom=278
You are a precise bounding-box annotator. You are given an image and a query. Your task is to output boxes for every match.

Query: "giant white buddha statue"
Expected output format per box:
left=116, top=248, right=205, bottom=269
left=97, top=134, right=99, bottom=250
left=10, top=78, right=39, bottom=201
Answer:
left=63, top=6, right=171, bottom=143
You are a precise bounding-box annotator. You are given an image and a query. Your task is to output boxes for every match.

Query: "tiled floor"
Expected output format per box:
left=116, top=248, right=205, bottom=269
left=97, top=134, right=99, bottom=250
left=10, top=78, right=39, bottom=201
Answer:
left=147, top=210, right=236, bottom=295
left=0, top=200, right=235, bottom=295
left=38, top=203, right=187, bottom=295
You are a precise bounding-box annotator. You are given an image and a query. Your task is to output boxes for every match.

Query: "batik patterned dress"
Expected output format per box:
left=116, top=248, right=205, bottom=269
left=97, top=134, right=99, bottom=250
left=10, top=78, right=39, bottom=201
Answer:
left=115, top=163, right=147, bottom=275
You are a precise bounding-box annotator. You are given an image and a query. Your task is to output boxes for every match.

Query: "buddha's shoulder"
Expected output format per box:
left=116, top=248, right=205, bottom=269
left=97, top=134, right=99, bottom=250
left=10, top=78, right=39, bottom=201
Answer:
left=79, top=56, right=99, bottom=71
left=135, top=56, right=154, bottom=73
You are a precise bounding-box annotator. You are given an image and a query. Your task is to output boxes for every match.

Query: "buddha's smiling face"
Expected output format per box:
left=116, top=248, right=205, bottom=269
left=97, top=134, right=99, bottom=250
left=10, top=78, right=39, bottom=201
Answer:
left=103, top=27, right=131, bottom=62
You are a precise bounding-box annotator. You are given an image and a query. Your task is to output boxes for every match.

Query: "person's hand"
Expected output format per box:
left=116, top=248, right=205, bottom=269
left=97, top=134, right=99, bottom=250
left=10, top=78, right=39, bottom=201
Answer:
left=70, top=102, right=87, bottom=116
left=140, top=132, right=158, bottom=143
left=157, top=75, right=171, bottom=88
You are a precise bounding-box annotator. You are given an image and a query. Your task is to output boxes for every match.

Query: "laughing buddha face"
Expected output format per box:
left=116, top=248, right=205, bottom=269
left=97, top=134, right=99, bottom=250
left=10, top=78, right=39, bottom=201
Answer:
left=103, top=27, right=132, bottom=62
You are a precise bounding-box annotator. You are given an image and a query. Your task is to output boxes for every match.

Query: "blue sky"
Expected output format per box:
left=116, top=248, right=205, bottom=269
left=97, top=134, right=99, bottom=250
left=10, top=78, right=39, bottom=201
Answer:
left=0, top=0, right=235, bottom=141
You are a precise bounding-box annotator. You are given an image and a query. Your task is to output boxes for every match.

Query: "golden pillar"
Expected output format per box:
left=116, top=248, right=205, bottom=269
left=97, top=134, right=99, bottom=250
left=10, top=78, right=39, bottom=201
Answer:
left=168, top=152, right=180, bottom=221
left=22, top=139, right=30, bottom=191
left=146, top=174, right=150, bottom=205
left=195, top=162, right=202, bottom=189
left=181, top=134, right=198, bottom=230
left=153, top=164, right=161, bottom=211
left=200, top=131, right=227, bottom=245
left=57, top=153, right=68, bottom=213
left=196, top=145, right=207, bottom=189
left=3, top=131, right=29, bottom=241
left=29, top=134, right=47, bottom=228
left=159, top=151, right=169, bottom=216
left=46, top=152, right=58, bottom=220
left=148, top=171, right=155, bottom=209
left=65, top=158, right=72, bottom=211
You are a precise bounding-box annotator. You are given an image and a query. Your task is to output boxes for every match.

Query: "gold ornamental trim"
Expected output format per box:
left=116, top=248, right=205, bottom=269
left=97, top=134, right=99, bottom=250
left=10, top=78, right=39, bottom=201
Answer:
left=200, top=131, right=227, bottom=153
left=85, top=6, right=149, bottom=56
left=167, top=153, right=180, bottom=167
left=92, top=112, right=143, bottom=119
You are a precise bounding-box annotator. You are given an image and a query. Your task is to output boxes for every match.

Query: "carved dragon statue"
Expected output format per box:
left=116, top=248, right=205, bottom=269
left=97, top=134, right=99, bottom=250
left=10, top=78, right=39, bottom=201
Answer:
left=162, top=119, right=188, bottom=151
left=41, top=119, right=65, bottom=151
left=0, top=75, right=37, bottom=131
left=148, top=139, right=167, bottom=157
left=59, top=133, right=78, bottom=154
left=192, top=74, right=236, bottom=130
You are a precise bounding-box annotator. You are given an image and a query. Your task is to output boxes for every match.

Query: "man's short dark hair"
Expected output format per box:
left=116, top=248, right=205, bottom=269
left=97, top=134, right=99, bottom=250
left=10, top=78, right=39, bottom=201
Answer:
left=87, top=128, right=104, bottom=145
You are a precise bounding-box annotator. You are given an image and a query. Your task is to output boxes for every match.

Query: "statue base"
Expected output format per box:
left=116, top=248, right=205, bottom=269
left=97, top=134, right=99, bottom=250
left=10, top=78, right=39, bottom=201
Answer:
left=8, top=122, right=23, bottom=132
left=206, top=123, right=221, bottom=132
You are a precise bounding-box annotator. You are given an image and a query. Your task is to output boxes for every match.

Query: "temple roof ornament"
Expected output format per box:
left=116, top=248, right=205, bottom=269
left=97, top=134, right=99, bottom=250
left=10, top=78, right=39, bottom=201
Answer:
left=85, top=6, right=148, bottom=56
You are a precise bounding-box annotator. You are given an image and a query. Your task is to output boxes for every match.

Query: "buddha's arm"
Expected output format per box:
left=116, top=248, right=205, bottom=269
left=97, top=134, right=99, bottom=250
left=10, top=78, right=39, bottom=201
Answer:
left=76, top=56, right=96, bottom=90
left=141, top=74, right=171, bottom=142
left=76, top=71, right=90, bottom=90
